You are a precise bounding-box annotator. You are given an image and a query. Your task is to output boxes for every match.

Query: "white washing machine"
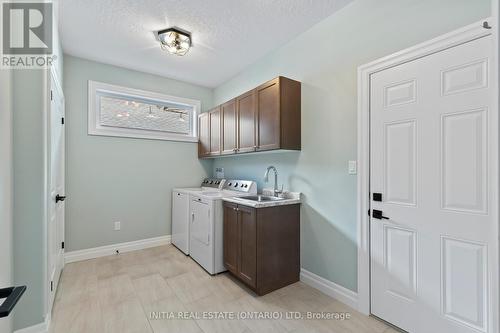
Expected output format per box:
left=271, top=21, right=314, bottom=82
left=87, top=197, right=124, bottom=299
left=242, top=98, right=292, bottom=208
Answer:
left=189, top=179, right=257, bottom=275
left=172, top=178, right=225, bottom=255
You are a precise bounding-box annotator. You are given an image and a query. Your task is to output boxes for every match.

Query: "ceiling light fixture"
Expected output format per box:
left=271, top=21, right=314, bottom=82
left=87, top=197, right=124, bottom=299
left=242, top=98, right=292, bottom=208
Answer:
left=157, top=27, right=192, bottom=56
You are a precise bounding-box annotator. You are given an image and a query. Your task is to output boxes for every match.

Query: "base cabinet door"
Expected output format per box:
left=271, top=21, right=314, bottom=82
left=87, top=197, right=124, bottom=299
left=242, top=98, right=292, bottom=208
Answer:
left=223, top=203, right=239, bottom=274
left=237, top=205, right=257, bottom=288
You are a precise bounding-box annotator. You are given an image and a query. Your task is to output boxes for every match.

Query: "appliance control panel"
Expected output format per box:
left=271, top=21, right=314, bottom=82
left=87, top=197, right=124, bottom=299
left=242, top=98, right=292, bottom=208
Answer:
left=201, top=178, right=226, bottom=189
left=222, top=180, right=256, bottom=193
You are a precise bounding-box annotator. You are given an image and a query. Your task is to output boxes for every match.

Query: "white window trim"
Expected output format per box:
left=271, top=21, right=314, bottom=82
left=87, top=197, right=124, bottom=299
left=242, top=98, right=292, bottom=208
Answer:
left=88, top=80, right=201, bottom=142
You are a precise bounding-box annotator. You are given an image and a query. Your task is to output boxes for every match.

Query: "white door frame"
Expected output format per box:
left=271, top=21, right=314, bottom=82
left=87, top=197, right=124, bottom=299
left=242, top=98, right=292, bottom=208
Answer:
left=0, top=68, right=13, bottom=333
left=356, top=18, right=498, bottom=331
left=44, top=65, right=65, bottom=320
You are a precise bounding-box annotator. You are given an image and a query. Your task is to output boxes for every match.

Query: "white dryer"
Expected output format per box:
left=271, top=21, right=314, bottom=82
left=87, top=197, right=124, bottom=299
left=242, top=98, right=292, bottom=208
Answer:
left=171, top=178, right=225, bottom=255
left=189, top=180, right=257, bottom=274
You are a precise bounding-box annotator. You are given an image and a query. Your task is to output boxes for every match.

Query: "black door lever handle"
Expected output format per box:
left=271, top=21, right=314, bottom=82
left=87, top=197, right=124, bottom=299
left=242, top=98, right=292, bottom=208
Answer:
left=372, top=209, right=390, bottom=220
left=0, top=286, right=26, bottom=318
left=55, top=194, right=66, bottom=203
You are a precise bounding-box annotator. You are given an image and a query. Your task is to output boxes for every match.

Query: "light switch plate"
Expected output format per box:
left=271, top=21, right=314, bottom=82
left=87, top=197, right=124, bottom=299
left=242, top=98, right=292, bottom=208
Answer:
left=348, top=160, right=357, bottom=175
left=114, top=221, right=121, bottom=231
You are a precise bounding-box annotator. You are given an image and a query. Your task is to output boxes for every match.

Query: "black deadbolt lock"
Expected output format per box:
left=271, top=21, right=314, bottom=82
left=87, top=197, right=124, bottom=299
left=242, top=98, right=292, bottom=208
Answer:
left=373, top=193, right=382, bottom=202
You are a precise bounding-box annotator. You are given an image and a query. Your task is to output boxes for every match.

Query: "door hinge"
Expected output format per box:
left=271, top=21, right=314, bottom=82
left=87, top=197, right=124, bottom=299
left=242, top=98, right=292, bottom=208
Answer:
left=61, top=241, right=65, bottom=249
left=50, top=281, right=53, bottom=292
left=50, top=90, right=53, bottom=101
left=61, top=117, right=65, bottom=125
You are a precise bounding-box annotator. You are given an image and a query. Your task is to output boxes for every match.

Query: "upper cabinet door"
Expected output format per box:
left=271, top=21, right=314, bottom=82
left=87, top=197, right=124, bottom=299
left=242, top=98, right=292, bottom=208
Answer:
left=256, top=78, right=280, bottom=151
left=221, top=99, right=237, bottom=155
left=236, top=90, right=257, bottom=153
left=209, top=107, right=221, bottom=156
left=198, top=112, right=210, bottom=157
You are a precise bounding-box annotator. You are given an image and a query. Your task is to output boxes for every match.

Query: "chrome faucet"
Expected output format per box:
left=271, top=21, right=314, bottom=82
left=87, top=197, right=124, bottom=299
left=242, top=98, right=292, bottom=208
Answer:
left=264, top=166, right=283, bottom=197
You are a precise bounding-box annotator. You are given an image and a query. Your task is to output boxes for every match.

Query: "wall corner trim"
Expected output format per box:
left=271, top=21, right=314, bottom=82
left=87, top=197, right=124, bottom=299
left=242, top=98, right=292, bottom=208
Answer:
left=300, top=268, right=358, bottom=310
left=64, top=235, right=172, bottom=264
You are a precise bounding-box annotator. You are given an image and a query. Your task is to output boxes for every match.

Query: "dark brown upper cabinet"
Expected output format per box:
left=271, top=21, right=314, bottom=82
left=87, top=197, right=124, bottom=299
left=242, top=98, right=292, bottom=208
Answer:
left=236, top=90, right=257, bottom=153
left=221, top=99, right=237, bottom=155
left=256, top=78, right=280, bottom=151
left=209, top=107, right=221, bottom=156
left=198, top=112, right=210, bottom=157
left=198, top=76, right=300, bottom=158
left=256, top=76, right=301, bottom=151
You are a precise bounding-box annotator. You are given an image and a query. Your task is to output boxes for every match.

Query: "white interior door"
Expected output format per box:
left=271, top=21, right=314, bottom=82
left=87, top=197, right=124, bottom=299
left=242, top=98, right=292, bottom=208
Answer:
left=47, top=71, right=65, bottom=313
left=0, top=69, right=13, bottom=333
left=370, top=34, right=496, bottom=333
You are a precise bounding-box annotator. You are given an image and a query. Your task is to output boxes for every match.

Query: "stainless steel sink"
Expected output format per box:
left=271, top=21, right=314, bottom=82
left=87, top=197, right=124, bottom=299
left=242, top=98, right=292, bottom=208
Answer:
left=237, top=195, right=285, bottom=202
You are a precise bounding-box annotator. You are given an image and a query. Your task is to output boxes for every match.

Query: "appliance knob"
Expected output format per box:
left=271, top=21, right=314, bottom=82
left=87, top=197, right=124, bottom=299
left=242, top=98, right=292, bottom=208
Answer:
left=244, top=184, right=248, bottom=188
left=240, top=184, right=244, bottom=187
left=210, top=181, right=214, bottom=184
left=234, top=183, right=238, bottom=187
left=228, top=183, right=232, bottom=186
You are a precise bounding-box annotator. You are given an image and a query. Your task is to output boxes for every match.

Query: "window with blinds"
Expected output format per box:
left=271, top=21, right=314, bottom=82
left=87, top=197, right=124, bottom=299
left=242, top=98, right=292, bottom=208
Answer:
left=88, top=81, right=200, bottom=142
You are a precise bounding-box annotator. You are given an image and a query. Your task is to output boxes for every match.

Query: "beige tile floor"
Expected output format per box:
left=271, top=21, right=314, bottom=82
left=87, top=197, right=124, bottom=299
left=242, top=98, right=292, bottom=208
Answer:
left=50, top=245, right=399, bottom=333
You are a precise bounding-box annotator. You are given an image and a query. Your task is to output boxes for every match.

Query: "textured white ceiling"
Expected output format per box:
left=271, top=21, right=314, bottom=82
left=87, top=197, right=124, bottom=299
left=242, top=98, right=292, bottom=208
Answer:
left=60, top=0, right=352, bottom=88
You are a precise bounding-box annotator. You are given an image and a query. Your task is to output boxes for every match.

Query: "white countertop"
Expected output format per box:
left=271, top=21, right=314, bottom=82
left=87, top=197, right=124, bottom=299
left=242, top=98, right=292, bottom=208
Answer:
left=222, top=188, right=301, bottom=208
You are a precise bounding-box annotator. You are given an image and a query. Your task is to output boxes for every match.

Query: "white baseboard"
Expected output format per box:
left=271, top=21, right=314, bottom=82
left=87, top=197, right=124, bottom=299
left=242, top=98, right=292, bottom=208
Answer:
left=64, top=235, right=171, bottom=264
left=14, top=315, right=49, bottom=333
left=300, top=268, right=358, bottom=310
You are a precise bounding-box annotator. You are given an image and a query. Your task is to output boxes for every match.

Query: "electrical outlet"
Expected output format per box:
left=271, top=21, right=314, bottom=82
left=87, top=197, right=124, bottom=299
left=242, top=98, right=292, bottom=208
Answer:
left=215, top=167, right=224, bottom=178
left=114, top=221, right=121, bottom=231
left=348, top=160, right=357, bottom=175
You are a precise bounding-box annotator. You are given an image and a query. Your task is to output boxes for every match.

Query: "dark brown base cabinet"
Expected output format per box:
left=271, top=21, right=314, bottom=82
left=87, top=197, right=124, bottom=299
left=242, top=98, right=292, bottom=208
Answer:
left=223, top=201, right=300, bottom=295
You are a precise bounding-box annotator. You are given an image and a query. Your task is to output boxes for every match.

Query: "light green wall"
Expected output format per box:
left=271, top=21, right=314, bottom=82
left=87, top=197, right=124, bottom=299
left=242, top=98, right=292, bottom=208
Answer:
left=212, top=0, right=491, bottom=291
left=63, top=56, right=213, bottom=251
left=13, top=69, right=47, bottom=330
